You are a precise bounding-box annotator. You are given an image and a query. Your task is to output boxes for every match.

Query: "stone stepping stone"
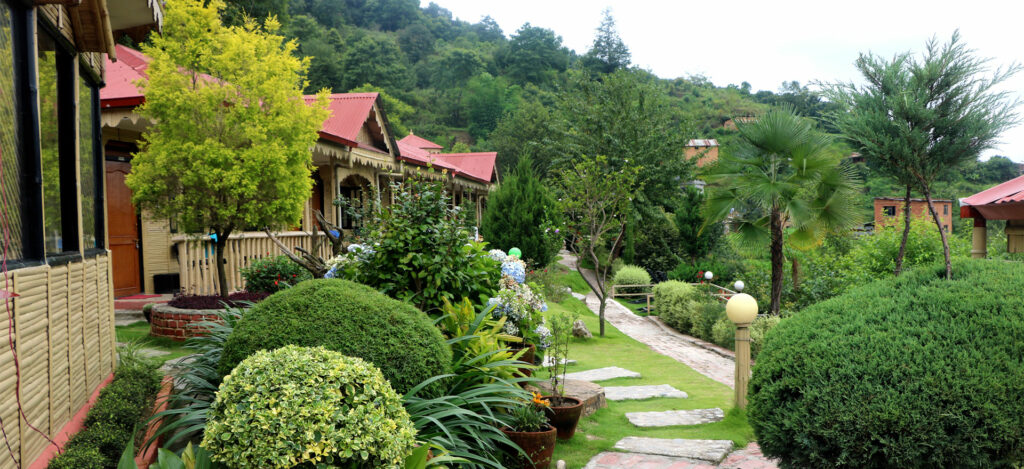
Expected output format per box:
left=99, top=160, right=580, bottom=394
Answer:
left=583, top=451, right=713, bottom=468
left=613, top=436, right=734, bottom=463
left=563, top=366, right=640, bottom=382
left=625, top=408, right=724, bottom=427
left=604, top=384, right=688, bottom=401
left=540, top=356, right=577, bottom=367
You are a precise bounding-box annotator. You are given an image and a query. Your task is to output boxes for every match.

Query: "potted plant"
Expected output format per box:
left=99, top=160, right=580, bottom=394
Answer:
left=541, top=311, right=584, bottom=440
left=502, top=393, right=557, bottom=469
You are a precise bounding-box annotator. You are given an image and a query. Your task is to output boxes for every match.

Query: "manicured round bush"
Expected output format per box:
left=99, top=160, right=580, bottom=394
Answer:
left=749, top=260, right=1024, bottom=468
left=219, top=279, right=452, bottom=396
left=204, top=346, right=416, bottom=469
left=612, top=264, right=652, bottom=294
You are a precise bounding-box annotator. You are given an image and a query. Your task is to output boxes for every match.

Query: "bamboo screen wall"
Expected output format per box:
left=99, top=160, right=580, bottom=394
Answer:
left=0, top=255, right=116, bottom=468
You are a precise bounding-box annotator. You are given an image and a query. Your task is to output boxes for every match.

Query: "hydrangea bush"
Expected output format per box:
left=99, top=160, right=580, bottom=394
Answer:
left=204, top=345, right=416, bottom=469
left=488, top=252, right=549, bottom=347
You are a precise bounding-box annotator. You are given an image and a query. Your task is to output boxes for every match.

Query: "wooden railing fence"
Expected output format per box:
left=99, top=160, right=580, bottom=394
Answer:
left=174, top=231, right=333, bottom=295
left=611, top=282, right=739, bottom=313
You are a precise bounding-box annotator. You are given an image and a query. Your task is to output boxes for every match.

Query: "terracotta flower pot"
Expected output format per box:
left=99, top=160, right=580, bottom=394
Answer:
left=502, top=424, right=557, bottom=469
left=543, top=395, right=583, bottom=439
left=510, top=343, right=536, bottom=377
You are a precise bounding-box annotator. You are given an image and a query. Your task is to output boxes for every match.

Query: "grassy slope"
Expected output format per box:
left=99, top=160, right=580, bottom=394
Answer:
left=115, top=321, right=194, bottom=363
left=544, top=294, right=752, bottom=468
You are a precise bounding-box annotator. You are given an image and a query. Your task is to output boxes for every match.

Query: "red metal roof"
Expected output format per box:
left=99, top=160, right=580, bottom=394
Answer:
left=960, top=174, right=1024, bottom=220
left=396, top=141, right=496, bottom=184
left=305, top=93, right=379, bottom=147
left=398, top=134, right=443, bottom=150
left=686, top=139, right=718, bottom=147
left=100, top=44, right=150, bottom=108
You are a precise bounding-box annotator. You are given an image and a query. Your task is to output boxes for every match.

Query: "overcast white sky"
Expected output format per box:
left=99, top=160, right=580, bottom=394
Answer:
left=431, top=0, right=1024, bottom=161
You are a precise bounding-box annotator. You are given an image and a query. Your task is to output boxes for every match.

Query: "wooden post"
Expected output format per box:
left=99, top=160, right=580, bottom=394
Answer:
left=971, top=217, right=987, bottom=259
left=734, top=323, right=751, bottom=409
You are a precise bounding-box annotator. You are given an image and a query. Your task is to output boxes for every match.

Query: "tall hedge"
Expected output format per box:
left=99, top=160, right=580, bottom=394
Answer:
left=481, top=158, right=561, bottom=267
left=219, top=279, right=452, bottom=396
left=749, top=260, right=1024, bottom=468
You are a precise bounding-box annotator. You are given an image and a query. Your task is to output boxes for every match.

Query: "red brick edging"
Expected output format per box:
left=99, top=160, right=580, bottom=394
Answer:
left=134, top=376, right=174, bottom=467
left=150, top=304, right=221, bottom=340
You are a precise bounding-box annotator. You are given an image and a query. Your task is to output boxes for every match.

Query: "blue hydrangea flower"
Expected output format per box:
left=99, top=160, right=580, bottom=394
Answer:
left=501, top=260, right=526, bottom=284
left=324, top=265, right=338, bottom=279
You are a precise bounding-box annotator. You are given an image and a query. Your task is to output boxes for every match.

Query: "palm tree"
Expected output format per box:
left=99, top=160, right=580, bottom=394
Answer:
left=705, top=108, right=861, bottom=315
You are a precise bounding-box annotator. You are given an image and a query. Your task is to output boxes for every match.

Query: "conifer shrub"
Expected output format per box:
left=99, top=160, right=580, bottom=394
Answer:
left=219, top=279, right=452, bottom=396
left=481, top=159, right=562, bottom=268
left=749, top=260, right=1024, bottom=467
left=205, top=346, right=416, bottom=469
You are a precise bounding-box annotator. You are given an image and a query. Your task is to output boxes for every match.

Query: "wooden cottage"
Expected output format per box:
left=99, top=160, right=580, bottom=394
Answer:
left=100, top=48, right=498, bottom=295
left=0, top=0, right=160, bottom=466
left=960, top=175, right=1024, bottom=258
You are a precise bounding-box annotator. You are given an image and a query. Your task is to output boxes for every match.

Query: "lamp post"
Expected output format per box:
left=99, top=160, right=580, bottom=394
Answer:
left=726, top=293, right=758, bottom=409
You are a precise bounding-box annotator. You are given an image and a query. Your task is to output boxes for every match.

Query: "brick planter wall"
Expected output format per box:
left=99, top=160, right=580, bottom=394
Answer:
left=150, top=304, right=222, bottom=340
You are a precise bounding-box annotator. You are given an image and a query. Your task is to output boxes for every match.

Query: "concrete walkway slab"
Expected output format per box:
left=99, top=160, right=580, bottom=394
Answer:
left=604, top=384, right=688, bottom=401
left=625, top=408, right=725, bottom=427
left=613, top=437, right=734, bottom=463
left=563, top=366, right=640, bottom=382
left=583, top=451, right=715, bottom=469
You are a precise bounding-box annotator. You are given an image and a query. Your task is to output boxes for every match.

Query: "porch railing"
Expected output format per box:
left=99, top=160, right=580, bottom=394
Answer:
left=173, top=231, right=332, bottom=295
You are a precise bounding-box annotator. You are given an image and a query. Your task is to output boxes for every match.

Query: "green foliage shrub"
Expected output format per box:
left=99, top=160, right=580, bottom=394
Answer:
left=690, top=302, right=726, bottom=341
left=711, top=317, right=733, bottom=349
left=632, top=213, right=681, bottom=275
left=612, top=264, right=652, bottom=294
left=668, top=258, right=741, bottom=284
left=219, top=279, right=452, bottom=396
left=652, top=281, right=701, bottom=332
left=204, top=345, right=416, bottom=469
left=240, top=254, right=312, bottom=293
left=749, top=260, right=1024, bottom=467
left=48, top=362, right=161, bottom=469
left=481, top=159, right=563, bottom=268
left=337, top=177, right=500, bottom=314
left=711, top=315, right=779, bottom=359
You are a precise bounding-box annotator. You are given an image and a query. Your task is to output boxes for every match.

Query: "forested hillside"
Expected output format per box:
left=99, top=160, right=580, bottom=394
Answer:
left=124, top=0, right=1019, bottom=217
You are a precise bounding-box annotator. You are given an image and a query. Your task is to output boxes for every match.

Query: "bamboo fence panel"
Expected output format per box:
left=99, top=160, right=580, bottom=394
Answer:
left=0, top=268, right=21, bottom=469
left=67, top=263, right=87, bottom=412
left=0, top=255, right=116, bottom=467
left=13, top=265, right=50, bottom=465
left=176, top=231, right=333, bottom=295
left=47, top=265, right=70, bottom=435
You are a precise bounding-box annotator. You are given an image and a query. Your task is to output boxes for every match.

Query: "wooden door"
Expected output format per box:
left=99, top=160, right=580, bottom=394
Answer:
left=105, top=161, right=141, bottom=297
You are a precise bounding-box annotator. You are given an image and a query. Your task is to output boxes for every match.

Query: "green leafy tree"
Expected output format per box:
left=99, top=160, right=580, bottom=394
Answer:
left=490, top=104, right=563, bottom=176
left=284, top=15, right=344, bottom=92
left=557, top=69, right=694, bottom=215
left=397, top=23, right=435, bottom=63
left=127, top=0, right=329, bottom=298
left=581, top=8, right=631, bottom=74
left=481, top=158, right=562, bottom=267
left=499, top=23, right=569, bottom=85
left=824, top=32, right=1020, bottom=279
left=556, top=155, right=641, bottom=337
left=340, top=34, right=411, bottom=91
left=674, top=187, right=722, bottom=264
left=705, top=108, right=861, bottom=315
left=463, top=73, right=519, bottom=139
left=221, top=0, right=289, bottom=26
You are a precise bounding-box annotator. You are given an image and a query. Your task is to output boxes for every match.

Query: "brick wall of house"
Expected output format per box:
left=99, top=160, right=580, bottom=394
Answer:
left=873, top=198, right=954, bottom=231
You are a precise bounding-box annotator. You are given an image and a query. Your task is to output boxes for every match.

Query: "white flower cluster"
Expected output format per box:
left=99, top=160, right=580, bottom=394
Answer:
left=488, top=249, right=508, bottom=262
left=323, top=243, right=377, bottom=279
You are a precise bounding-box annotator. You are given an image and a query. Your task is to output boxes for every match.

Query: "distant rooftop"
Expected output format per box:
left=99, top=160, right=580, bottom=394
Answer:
left=686, top=139, right=718, bottom=147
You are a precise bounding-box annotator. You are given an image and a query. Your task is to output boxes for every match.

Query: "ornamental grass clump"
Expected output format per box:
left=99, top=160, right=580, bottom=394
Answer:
left=749, top=259, right=1024, bottom=468
left=204, top=345, right=416, bottom=469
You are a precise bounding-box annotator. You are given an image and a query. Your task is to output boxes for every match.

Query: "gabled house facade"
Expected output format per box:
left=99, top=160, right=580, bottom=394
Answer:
left=100, top=47, right=498, bottom=295
left=0, top=0, right=160, bottom=465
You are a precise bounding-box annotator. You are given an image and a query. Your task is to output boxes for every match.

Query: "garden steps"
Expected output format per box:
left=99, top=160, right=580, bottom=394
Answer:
left=625, top=408, right=725, bottom=427
left=603, top=384, right=688, bottom=401
left=563, top=366, right=640, bottom=382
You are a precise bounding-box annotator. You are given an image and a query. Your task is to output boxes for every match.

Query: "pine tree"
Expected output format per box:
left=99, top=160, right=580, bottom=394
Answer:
left=481, top=159, right=562, bottom=267
left=582, top=8, right=631, bottom=74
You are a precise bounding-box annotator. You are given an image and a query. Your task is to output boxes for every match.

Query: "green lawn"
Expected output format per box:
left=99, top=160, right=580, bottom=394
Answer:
left=543, top=281, right=752, bottom=468
left=116, top=321, right=195, bottom=364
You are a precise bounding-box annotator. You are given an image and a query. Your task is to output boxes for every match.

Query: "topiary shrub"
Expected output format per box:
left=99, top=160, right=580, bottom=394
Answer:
left=239, top=254, right=312, bottom=294
left=652, top=281, right=701, bottom=332
left=749, top=260, right=1024, bottom=468
left=219, top=278, right=452, bottom=396
left=204, top=345, right=416, bottom=469
left=612, top=264, right=652, bottom=294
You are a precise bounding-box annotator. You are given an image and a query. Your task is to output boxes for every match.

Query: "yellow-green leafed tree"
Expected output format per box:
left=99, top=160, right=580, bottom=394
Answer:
left=127, top=0, right=329, bottom=297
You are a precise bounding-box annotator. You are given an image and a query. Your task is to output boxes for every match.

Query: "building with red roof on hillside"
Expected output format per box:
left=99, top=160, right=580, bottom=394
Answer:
left=99, top=47, right=497, bottom=296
